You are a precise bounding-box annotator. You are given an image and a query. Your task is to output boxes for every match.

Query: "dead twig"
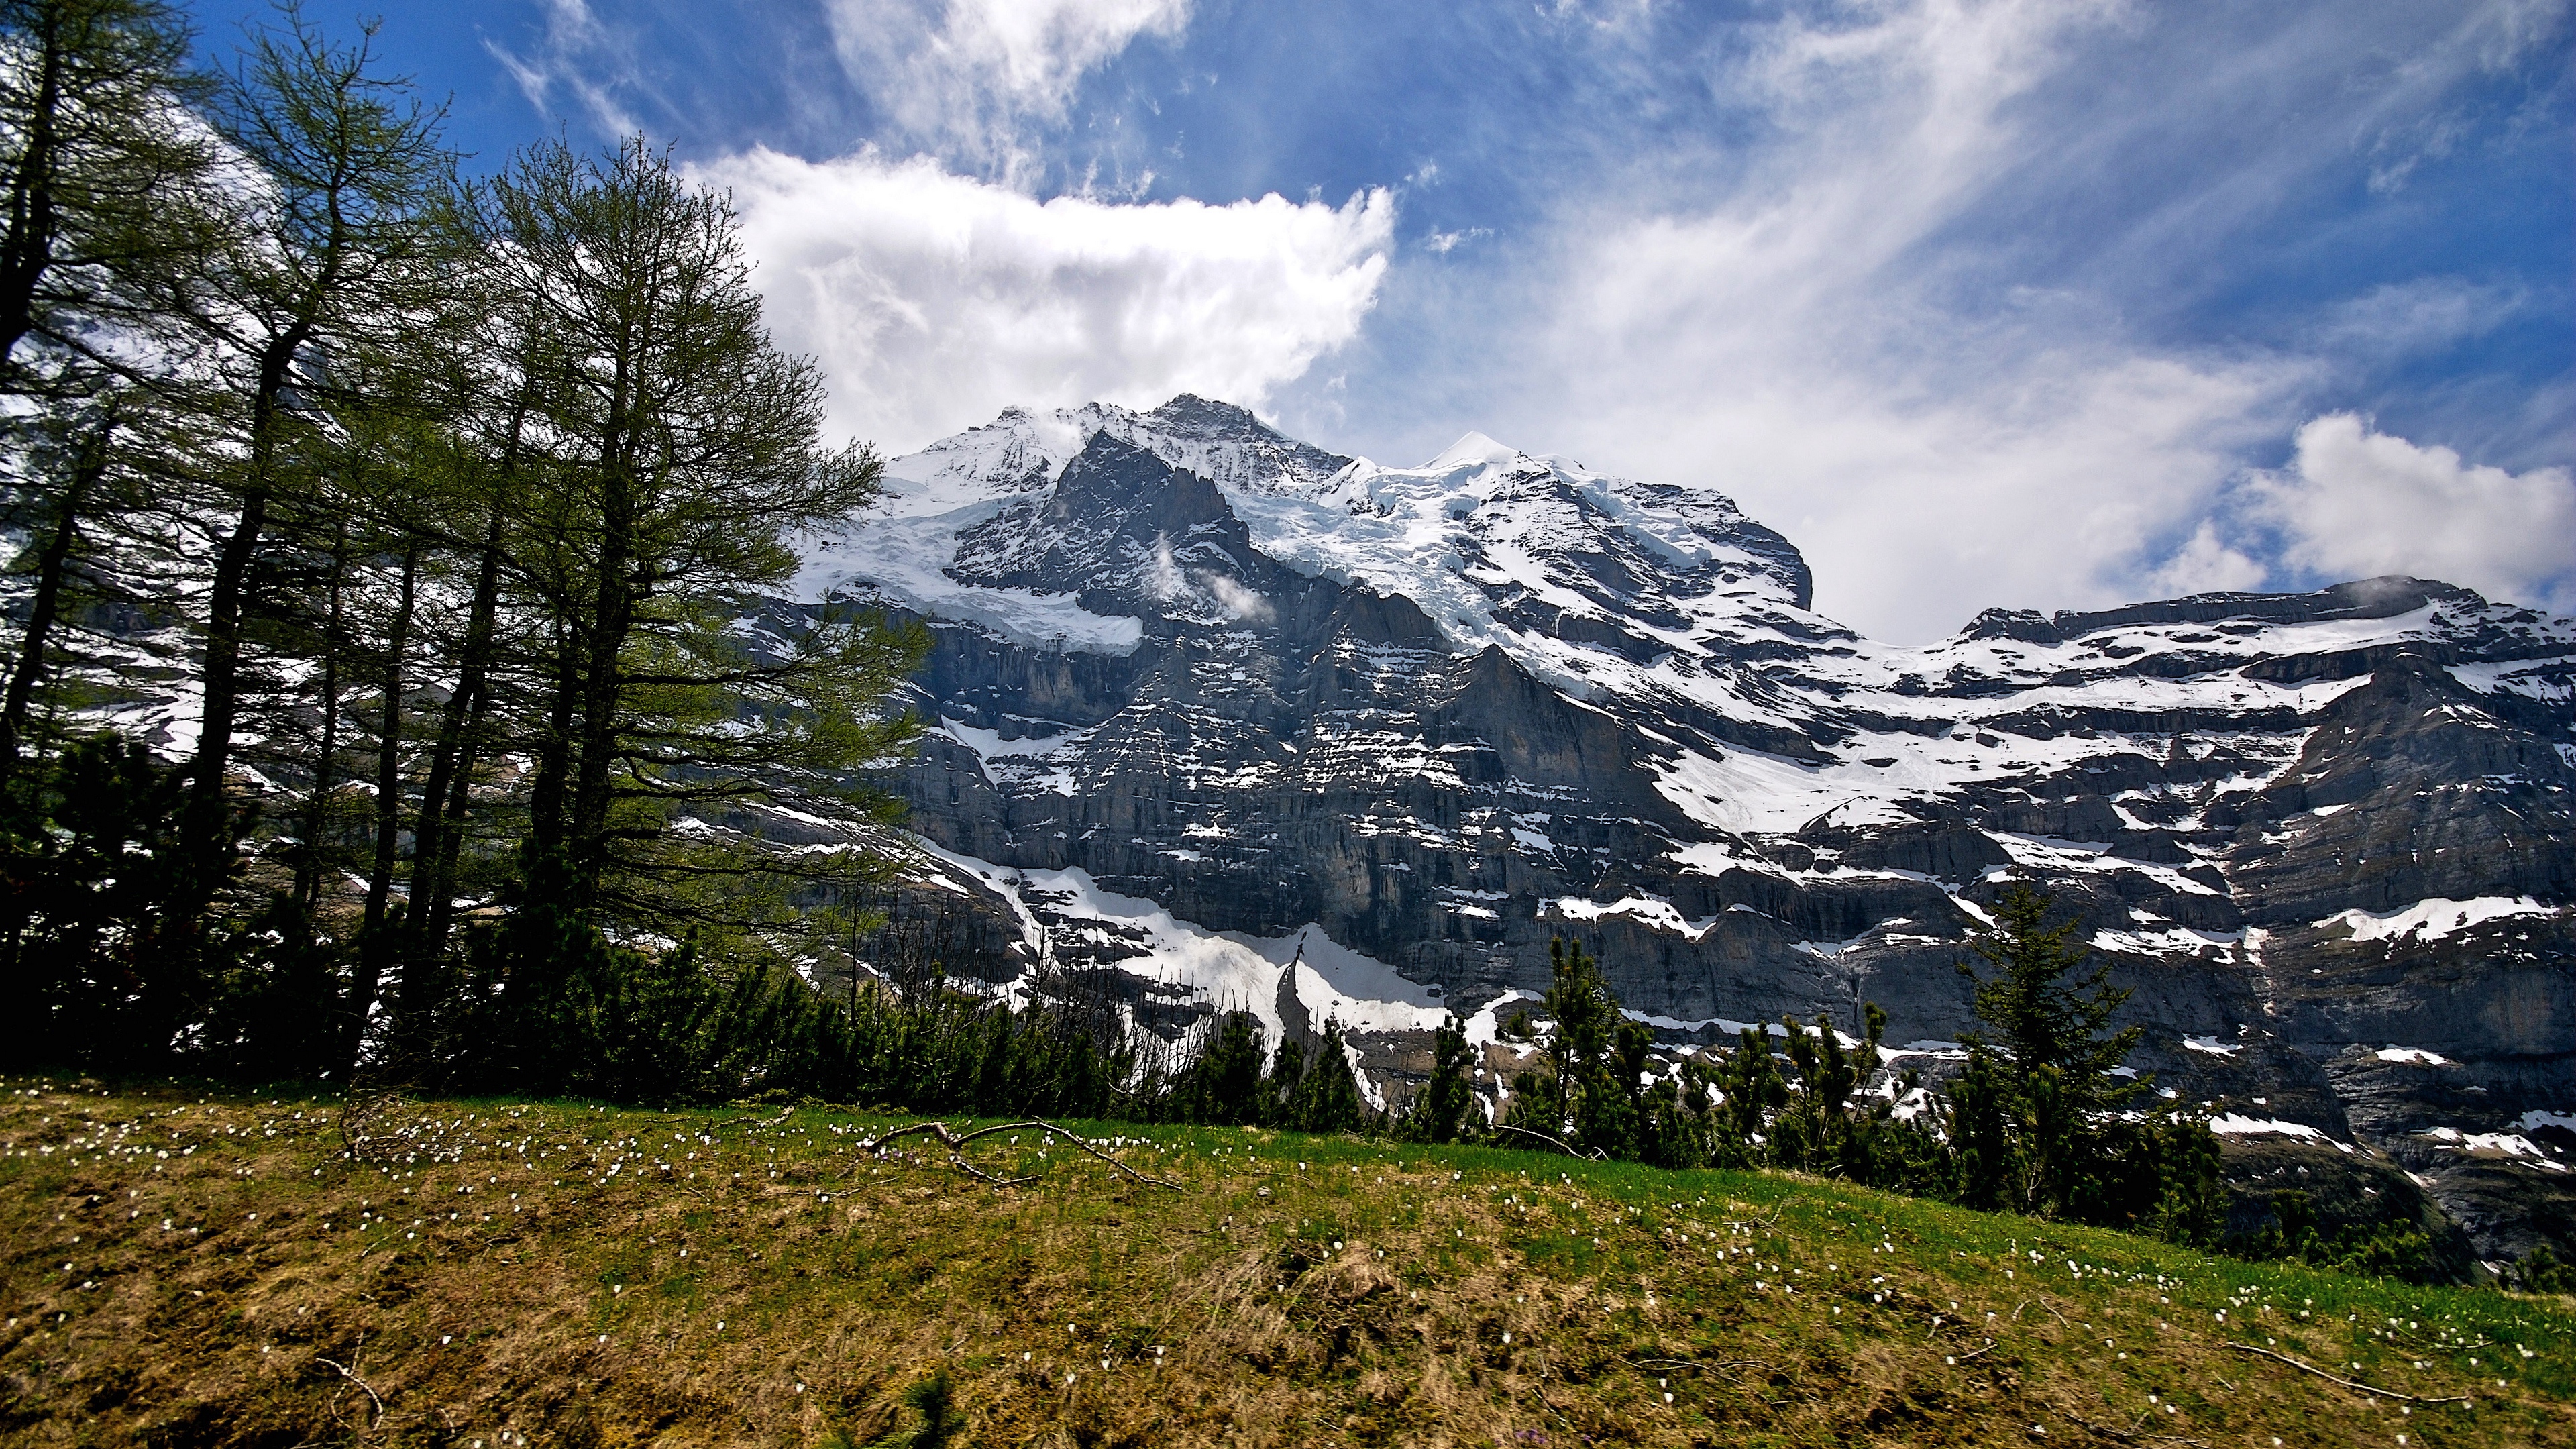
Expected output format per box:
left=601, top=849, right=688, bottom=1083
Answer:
left=947, top=1156, right=1040, bottom=1189
left=1948, top=1338, right=1996, bottom=1364
left=2220, top=1342, right=2470, bottom=1405
left=1491, top=1124, right=1607, bottom=1161
left=1628, top=1355, right=1774, bottom=1379
left=2011, top=1297, right=2069, bottom=1328
left=853, top=1120, right=1181, bottom=1191
left=2058, top=1406, right=2209, bottom=1448
left=336, top=1091, right=410, bottom=1168
left=316, top=1335, right=386, bottom=1426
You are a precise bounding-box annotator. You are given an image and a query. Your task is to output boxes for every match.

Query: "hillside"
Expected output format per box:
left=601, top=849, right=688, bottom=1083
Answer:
left=4, top=1076, right=2570, bottom=1446
left=35, top=391, right=2576, bottom=1267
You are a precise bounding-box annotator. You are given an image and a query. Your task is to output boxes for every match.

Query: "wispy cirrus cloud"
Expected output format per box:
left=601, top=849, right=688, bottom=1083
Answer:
left=1290, top=0, right=2571, bottom=641
left=2310, top=276, right=2532, bottom=361
left=822, top=0, right=1192, bottom=182
left=1488, top=0, right=2313, bottom=640
left=483, top=0, right=647, bottom=138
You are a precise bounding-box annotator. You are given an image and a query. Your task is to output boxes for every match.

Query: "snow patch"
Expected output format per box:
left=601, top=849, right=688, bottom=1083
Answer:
left=2418, top=1126, right=2559, bottom=1161
left=2321, top=896, right=2558, bottom=943
left=1460, top=990, right=1541, bottom=1049
left=2208, top=1115, right=2328, bottom=1141
left=2374, top=1046, right=2453, bottom=1066
left=1242, top=923, right=1450, bottom=1036
left=2094, top=924, right=2242, bottom=956
left=1548, top=894, right=1716, bottom=940
left=912, top=847, right=1448, bottom=1053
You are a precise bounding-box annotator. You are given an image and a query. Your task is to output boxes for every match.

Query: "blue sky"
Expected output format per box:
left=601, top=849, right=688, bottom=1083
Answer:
left=213, top=1, right=2572, bottom=640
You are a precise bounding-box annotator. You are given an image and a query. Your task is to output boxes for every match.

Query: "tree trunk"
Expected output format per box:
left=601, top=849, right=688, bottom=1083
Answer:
left=341, top=539, right=420, bottom=1067
left=527, top=612, right=580, bottom=858
left=0, top=411, right=106, bottom=780
left=290, top=518, right=349, bottom=910
left=182, top=324, right=309, bottom=885
left=360, top=540, right=421, bottom=934
left=566, top=504, right=633, bottom=903
left=0, top=1, right=66, bottom=370
left=565, top=378, right=639, bottom=904
left=399, top=505, right=502, bottom=976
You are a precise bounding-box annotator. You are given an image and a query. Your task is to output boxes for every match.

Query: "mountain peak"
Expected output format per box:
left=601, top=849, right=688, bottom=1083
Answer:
left=1421, top=431, right=1522, bottom=472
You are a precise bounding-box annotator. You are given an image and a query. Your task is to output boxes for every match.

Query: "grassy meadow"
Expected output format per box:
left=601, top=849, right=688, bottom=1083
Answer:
left=2, top=1074, right=2570, bottom=1447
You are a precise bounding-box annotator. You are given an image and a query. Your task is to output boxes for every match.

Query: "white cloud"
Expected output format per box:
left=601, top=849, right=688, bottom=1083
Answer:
left=2147, top=520, right=2269, bottom=598
left=704, top=148, right=1394, bottom=451
left=1486, top=0, right=2315, bottom=641
left=2312, top=277, right=2528, bottom=360
left=484, top=0, right=646, bottom=138
left=826, top=0, right=1192, bottom=177
left=1252, top=0, right=2571, bottom=643
left=2245, top=413, right=2576, bottom=611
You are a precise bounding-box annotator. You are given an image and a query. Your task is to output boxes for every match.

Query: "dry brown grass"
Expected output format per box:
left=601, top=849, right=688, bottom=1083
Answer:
left=3, top=1075, right=2570, bottom=1448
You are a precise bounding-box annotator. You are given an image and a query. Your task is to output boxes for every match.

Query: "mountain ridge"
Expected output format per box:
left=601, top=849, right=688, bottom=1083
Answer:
left=792, top=394, right=2575, bottom=1272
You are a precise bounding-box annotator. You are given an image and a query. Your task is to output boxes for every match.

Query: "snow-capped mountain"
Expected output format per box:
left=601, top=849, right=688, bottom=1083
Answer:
left=798, top=394, right=2576, bottom=1266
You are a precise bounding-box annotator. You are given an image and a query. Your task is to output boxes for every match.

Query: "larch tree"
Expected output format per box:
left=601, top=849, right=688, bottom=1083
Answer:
left=0, top=0, right=220, bottom=777
left=0, top=0, right=218, bottom=383
left=176, top=5, right=458, bottom=894
left=472, top=135, right=916, bottom=929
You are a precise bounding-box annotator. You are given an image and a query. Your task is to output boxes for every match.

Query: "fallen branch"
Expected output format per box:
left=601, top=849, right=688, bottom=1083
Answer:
left=1629, top=1355, right=1775, bottom=1379
left=2011, top=1297, right=2069, bottom=1328
left=2057, top=1406, right=2209, bottom=1448
left=1947, top=1338, right=1997, bottom=1364
left=852, top=1120, right=1181, bottom=1191
left=316, top=1336, right=386, bottom=1426
left=1491, top=1124, right=1607, bottom=1161
left=2220, top=1343, right=2470, bottom=1405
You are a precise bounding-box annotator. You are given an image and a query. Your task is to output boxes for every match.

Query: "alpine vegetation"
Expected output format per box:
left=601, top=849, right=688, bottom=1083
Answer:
left=0, top=14, right=2570, bottom=1444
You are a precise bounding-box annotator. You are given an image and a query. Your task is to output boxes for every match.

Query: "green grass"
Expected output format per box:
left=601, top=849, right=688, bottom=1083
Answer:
left=2, top=1074, right=2569, bottom=1446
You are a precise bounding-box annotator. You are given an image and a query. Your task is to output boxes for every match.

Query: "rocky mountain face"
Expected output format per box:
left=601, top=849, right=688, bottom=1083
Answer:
left=792, top=396, right=2575, bottom=1268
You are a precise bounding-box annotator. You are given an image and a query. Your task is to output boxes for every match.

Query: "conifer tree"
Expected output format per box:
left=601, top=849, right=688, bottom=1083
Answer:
left=1955, top=885, right=2146, bottom=1112
left=1945, top=886, right=2211, bottom=1227
left=1283, top=1020, right=1363, bottom=1133
left=469, top=135, right=916, bottom=932
left=1707, top=1025, right=1786, bottom=1170
left=1772, top=1002, right=1888, bottom=1175
left=1175, top=1011, right=1265, bottom=1126
left=177, top=4, right=459, bottom=895
left=0, top=0, right=219, bottom=780
left=1503, top=939, right=1642, bottom=1157
left=0, top=0, right=219, bottom=382
left=1405, top=1012, right=1476, bottom=1144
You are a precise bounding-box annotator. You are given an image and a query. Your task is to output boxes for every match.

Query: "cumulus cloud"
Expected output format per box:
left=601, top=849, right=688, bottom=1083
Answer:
left=2244, top=413, right=2576, bottom=610
left=704, top=148, right=1394, bottom=451
left=826, top=0, right=1191, bottom=176
left=2146, top=520, right=2269, bottom=598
